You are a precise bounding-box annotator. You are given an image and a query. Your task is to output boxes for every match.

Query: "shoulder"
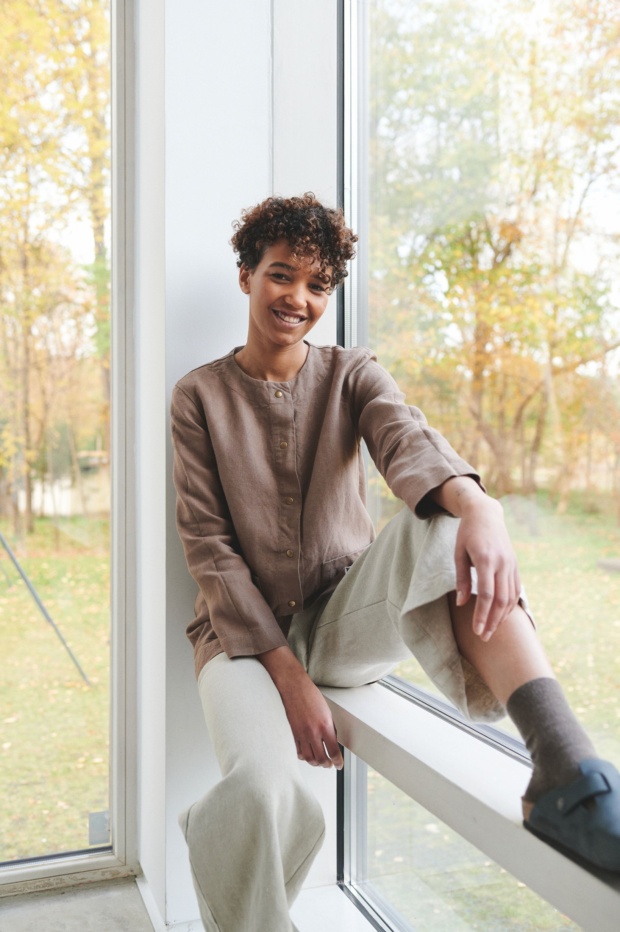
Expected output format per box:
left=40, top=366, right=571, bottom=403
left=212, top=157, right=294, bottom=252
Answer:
left=307, top=343, right=377, bottom=377
left=320, top=344, right=396, bottom=384
left=302, top=344, right=400, bottom=397
left=297, top=346, right=401, bottom=414
left=172, top=350, right=250, bottom=409
left=171, top=351, right=242, bottom=426
left=174, top=349, right=236, bottom=397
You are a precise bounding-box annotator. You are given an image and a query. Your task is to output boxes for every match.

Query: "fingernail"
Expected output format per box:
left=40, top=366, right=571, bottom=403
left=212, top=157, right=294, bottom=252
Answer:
left=456, top=590, right=465, bottom=606
left=474, top=622, right=484, bottom=636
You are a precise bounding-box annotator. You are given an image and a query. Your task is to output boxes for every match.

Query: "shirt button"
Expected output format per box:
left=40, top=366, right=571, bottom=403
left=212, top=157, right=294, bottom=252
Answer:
left=286, top=549, right=294, bottom=558
left=275, top=390, right=283, bottom=398
left=280, top=441, right=288, bottom=449
left=288, top=600, right=296, bottom=608
left=284, top=496, right=294, bottom=505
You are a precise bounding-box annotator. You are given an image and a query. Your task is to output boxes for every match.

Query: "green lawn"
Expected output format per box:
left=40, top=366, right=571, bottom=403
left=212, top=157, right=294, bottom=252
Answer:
left=0, top=517, right=110, bottom=863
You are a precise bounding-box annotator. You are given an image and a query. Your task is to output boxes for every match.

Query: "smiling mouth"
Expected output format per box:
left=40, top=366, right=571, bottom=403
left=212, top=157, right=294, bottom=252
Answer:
left=272, top=308, right=307, bottom=325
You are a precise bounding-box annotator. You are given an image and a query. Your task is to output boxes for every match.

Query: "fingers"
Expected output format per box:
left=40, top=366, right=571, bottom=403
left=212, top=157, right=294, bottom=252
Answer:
left=473, top=572, right=506, bottom=641
left=297, top=741, right=320, bottom=766
left=472, top=564, right=521, bottom=642
left=295, top=725, right=343, bottom=770
left=323, top=734, right=344, bottom=770
left=453, top=501, right=522, bottom=642
left=454, top=539, right=472, bottom=607
left=457, top=532, right=516, bottom=638
left=296, top=743, right=339, bottom=768
left=514, top=565, right=522, bottom=603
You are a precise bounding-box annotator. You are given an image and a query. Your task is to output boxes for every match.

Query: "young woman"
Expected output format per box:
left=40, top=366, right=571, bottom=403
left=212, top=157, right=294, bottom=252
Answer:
left=171, top=193, right=620, bottom=932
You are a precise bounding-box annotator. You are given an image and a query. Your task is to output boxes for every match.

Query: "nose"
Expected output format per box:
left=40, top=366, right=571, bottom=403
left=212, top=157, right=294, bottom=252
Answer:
left=283, top=282, right=307, bottom=310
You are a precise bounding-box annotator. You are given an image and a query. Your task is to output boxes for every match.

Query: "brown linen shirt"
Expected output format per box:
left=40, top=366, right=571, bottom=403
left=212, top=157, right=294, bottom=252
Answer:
left=171, top=344, right=480, bottom=677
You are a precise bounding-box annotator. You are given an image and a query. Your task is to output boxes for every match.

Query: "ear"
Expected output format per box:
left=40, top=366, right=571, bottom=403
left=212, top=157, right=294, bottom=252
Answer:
left=239, top=264, right=252, bottom=295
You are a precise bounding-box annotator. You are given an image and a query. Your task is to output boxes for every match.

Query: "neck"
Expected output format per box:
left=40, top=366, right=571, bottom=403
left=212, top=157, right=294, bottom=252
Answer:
left=234, top=341, right=309, bottom=382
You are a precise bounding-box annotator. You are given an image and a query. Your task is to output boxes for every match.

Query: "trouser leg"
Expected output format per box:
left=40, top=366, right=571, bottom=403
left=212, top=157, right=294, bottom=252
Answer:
left=179, top=653, right=325, bottom=932
left=295, top=506, right=505, bottom=722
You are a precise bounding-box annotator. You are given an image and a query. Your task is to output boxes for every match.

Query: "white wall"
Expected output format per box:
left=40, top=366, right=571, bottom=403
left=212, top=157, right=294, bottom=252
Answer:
left=272, top=0, right=341, bottom=347
left=133, top=1, right=341, bottom=926
left=164, top=0, right=274, bottom=924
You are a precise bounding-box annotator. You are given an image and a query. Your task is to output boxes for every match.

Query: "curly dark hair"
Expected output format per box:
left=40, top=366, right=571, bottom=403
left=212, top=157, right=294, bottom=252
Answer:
left=231, top=193, right=357, bottom=289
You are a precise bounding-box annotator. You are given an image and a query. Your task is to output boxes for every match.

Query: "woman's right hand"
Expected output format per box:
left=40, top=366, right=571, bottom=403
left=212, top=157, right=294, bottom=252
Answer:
left=258, top=646, right=344, bottom=769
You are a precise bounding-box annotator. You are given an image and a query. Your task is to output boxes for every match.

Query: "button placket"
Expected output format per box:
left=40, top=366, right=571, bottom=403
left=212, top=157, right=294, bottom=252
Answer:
left=271, top=386, right=303, bottom=612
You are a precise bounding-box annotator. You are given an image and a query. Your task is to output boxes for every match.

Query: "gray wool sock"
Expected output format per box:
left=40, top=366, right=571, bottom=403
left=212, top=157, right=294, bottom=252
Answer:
left=506, top=677, right=597, bottom=803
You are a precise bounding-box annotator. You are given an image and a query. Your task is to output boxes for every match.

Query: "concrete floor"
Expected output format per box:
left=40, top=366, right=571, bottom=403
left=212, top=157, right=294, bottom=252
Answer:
left=0, top=879, right=155, bottom=932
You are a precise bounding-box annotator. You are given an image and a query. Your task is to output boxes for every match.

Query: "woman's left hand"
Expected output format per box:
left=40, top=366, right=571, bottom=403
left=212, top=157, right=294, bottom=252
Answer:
left=454, top=496, right=521, bottom=640
left=432, top=477, right=521, bottom=641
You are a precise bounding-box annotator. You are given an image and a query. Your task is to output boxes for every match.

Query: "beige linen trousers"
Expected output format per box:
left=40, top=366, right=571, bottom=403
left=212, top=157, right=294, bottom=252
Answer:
left=179, top=508, right=508, bottom=932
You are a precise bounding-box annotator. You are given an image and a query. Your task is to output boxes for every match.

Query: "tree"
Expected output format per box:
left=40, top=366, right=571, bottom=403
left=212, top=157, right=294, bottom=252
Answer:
left=366, top=0, right=620, bottom=500
left=0, top=1, right=110, bottom=533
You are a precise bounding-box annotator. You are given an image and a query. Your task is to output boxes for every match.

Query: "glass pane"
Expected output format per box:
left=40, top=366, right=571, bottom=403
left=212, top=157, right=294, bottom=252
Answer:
left=361, top=0, right=620, bottom=761
left=0, top=1, right=111, bottom=862
left=363, top=763, right=579, bottom=930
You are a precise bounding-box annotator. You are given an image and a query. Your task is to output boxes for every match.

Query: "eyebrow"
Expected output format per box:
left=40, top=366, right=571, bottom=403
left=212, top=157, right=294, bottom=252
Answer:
left=268, top=261, right=298, bottom=272
left=268, top=261, right=332, bottom=283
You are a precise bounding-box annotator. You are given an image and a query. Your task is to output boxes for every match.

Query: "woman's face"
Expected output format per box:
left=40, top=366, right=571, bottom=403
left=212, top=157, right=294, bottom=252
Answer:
left=239, top=239, right=332, bottom=351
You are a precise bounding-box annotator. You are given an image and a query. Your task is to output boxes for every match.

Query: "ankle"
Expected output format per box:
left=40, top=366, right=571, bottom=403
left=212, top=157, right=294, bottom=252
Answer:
left=507, top=677, right=596, bottom=802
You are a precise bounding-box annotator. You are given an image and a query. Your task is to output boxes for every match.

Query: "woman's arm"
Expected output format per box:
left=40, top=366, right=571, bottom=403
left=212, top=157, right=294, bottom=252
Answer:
left=258, top=646, right=344, bottom=770
left=171, top=384, right=289, bottom=658
left=351, top=357, right=520, bottom=641
left=352, top=356, right=484, bottom=518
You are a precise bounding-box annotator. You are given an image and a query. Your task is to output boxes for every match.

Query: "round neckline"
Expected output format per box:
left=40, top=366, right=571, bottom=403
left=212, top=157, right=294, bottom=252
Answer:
left=231, top=342, right=312, bottom=385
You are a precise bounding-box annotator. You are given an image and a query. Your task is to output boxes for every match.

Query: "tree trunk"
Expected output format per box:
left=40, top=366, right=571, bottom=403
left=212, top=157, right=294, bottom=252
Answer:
left=526, top=373, right=550, bottom=494
left=20, top=239, right=34, bottom=534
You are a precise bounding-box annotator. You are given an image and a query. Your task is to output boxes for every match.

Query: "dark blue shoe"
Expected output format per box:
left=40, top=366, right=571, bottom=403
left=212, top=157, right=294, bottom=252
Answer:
left=523, top=759, right=620, bottom=872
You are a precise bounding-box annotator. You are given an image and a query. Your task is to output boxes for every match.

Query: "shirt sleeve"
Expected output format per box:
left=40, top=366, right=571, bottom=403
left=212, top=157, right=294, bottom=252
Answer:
left=170, top=384, right=289, bottom=658
left=350, top=355, right=483, bottom=517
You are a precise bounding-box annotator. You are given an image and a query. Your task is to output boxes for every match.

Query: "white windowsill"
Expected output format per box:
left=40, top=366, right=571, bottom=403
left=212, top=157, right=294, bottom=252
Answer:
left=0, top=851, right=135, bottom=899
left=321, top=682, right=620, bottom=932
left=291, top=884, right=376, bottom=932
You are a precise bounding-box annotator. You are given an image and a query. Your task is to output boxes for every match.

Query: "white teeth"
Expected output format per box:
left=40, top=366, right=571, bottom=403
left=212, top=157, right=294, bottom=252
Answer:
left=274, top=310, right=305, bottom=324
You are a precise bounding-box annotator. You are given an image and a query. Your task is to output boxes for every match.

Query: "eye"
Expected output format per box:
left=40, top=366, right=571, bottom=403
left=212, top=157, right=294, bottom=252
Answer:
left=309, top=282, right=327, bottom=293
left=271, top=272, right=290, bottom=282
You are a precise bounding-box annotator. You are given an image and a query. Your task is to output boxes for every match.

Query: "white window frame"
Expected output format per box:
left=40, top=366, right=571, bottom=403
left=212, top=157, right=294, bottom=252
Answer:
left=0, top=0, right=138, bottom=895
left=337, top=1, right=620, bottom=930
